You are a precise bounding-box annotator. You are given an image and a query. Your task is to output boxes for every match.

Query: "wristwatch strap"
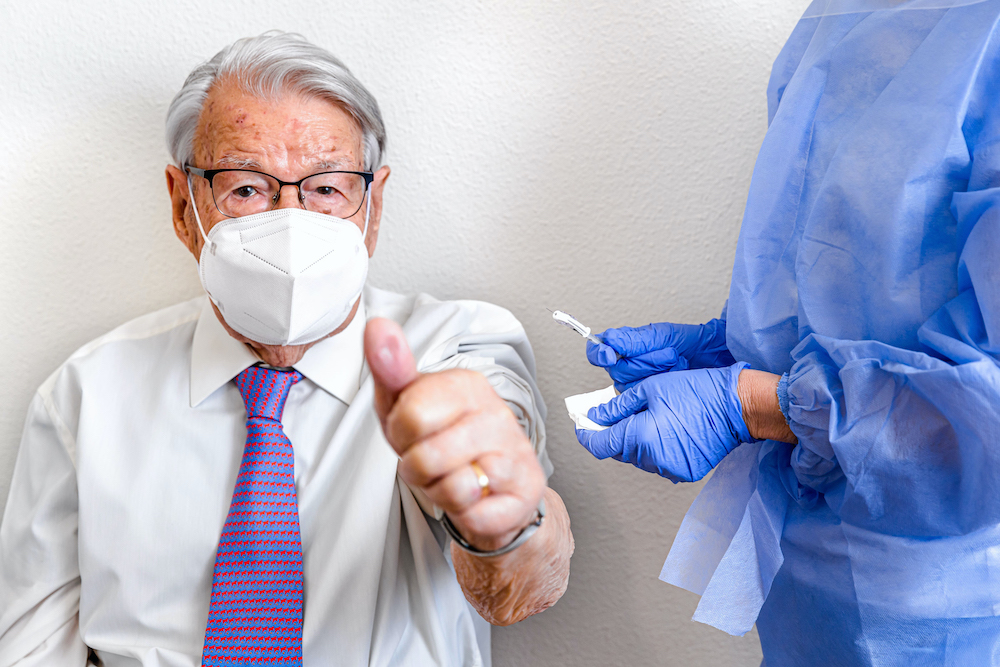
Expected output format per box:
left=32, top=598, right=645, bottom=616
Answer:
left=442, top=498, right=546, bottom=558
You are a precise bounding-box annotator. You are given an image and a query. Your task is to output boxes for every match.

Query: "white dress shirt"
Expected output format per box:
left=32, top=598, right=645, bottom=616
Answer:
left=0, top=286, right=550, bottom=667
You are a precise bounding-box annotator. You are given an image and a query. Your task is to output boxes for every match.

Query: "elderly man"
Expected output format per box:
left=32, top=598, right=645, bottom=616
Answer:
left=0, top=31, right=573, bottom=666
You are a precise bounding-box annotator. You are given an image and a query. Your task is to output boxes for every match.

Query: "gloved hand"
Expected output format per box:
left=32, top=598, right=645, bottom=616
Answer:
left=575, top=362, right=753, bottom=482
left=587, top=318, right=736, bottom=392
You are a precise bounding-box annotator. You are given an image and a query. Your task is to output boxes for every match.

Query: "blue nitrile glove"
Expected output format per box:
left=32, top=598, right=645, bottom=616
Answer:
left=575, top=362, right=753, bottom=482
left=587, top=318, right=736, bottom=392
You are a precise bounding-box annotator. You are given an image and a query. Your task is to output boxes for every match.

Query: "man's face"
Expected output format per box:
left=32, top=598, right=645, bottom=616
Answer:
left=165, top=78, right=391, bottom=366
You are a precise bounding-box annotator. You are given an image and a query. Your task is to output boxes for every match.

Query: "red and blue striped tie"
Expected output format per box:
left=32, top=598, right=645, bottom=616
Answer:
left=202, top=365, right=305, bottom=667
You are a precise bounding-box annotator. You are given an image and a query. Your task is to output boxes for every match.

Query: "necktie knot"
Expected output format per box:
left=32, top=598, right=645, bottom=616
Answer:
left=234, top=365, right=303, bottom=421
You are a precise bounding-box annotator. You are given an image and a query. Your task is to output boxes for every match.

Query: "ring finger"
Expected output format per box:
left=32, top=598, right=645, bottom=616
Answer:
left=397, top=409, right=513, bottom=488
left=422, top=452, right=516, bottom=515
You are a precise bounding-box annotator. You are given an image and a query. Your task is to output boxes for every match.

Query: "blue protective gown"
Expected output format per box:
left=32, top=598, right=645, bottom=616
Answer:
left=662, top=3, right=1000, bottom=665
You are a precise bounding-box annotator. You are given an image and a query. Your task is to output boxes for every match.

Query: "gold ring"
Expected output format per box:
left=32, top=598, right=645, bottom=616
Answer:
left=470, top=461, right=491, bottom=498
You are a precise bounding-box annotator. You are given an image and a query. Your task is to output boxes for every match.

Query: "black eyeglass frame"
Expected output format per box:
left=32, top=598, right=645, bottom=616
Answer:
left=186, top=165, right=375, bottom=219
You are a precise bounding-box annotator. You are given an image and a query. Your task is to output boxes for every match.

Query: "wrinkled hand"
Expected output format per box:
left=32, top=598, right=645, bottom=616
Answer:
left=575, top=362, right=753, bottom=482
left=587, top=318, right=736, bottom=392
left=365, top=318, right=546, bottom=552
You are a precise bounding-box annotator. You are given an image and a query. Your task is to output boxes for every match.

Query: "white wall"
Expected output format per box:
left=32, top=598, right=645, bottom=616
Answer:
left=0, top=1, right=805, bottom=664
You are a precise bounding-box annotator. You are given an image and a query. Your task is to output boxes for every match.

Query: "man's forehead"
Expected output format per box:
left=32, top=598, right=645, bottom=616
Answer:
left=194, top=80, right=363, bottom=167
left=215, top=154, right=356, bottom=170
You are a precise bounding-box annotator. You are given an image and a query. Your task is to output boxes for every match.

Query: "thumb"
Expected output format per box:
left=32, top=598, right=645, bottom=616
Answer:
left=586, top=338, right=620, bottom=367
left=364, top=317, right=420, bottom=424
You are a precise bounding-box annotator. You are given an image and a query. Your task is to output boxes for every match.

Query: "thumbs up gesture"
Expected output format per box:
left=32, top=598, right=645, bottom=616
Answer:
left=364, top=318, right=546, bottom=552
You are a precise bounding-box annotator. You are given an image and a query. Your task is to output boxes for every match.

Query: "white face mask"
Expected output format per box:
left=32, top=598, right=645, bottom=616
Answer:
left=188, top=177, right=371, bottom=347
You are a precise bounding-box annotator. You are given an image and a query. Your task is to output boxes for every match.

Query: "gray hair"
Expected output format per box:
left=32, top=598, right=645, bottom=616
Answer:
left=166, top=31, right=385, bottom=171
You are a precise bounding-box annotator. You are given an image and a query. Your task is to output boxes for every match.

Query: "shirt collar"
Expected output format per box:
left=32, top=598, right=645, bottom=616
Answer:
left=190, top=296, right=367, bottom=408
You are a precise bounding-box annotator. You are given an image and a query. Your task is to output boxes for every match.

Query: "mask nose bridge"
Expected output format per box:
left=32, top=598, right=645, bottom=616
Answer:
left=276, top=181, right=372, bottom=238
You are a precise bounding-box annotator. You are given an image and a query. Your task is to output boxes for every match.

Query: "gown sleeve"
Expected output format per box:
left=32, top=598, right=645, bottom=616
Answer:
left=766, top=16, right=820, bottom=124
left=787, top=128, right=1000, bottom=536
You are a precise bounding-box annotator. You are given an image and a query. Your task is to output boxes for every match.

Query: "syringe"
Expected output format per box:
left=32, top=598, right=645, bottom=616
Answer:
left=548, top=308, right=619, bottom=358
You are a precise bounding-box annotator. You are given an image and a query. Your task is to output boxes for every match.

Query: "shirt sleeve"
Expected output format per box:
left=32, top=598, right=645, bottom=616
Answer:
left=496, top=370, right=551, bottom=475
left=462, top=346, right=551, bottom=480
left=785, top=177, right=1000, bottom=537
left=0, top=390, right=87, bottom=665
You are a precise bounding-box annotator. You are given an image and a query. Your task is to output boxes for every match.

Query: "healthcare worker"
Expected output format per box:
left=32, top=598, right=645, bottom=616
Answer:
left=576, top=1, right=1000, bottom=664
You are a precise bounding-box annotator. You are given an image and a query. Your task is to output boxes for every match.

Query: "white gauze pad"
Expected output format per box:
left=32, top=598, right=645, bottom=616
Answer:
left=564, top=385, right=619, bottom=431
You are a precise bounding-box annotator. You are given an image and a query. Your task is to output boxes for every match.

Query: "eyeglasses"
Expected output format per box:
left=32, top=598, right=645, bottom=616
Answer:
left=186, top=165, right=374, bottom=219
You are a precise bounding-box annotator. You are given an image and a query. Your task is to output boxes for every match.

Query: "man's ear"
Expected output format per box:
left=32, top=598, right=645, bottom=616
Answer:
left=364, top=165, right=391, bottom=258
left=165, top=164, right=200, bottom=260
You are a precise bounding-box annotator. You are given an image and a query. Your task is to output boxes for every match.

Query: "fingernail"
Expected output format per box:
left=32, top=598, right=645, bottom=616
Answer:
left=377, top=337, right=397, bottom=366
